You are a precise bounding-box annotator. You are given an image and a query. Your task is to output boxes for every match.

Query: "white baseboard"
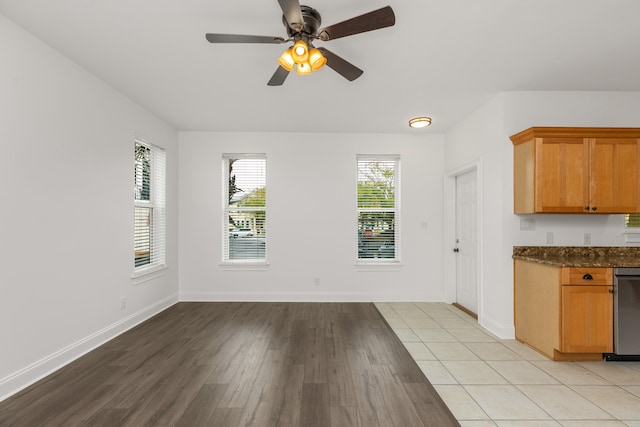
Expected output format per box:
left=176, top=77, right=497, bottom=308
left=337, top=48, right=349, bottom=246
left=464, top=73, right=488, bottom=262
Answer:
left=179, top=291, right=447, bottom=303
left=480, top=315, right=515, bottom=340
left=0, top=293, right=179, bottom=403
left=1, top=292, right=493, bottom=403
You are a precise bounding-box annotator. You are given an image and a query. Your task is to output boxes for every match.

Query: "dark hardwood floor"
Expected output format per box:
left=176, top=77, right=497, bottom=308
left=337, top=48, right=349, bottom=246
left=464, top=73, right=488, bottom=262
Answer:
left=0, top=302, right=459, bottom=426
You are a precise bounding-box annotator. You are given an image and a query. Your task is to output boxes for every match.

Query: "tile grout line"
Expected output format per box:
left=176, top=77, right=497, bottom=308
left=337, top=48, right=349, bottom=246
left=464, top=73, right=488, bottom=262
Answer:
left=377, top=301, right=640, bottom=425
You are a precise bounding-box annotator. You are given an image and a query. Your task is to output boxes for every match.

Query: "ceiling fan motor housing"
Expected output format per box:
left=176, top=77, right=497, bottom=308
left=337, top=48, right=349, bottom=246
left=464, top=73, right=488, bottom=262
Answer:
left=284, top=5, right=321, bottom=39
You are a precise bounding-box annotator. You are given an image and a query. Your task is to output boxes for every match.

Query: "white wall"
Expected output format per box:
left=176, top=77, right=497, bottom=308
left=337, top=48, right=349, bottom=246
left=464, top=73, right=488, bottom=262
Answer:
left=179, top=131, right=445, bottom=301
left=0, top=15, right=179, bottom=400
left=445, top=94, right=515, bottom=338
left=445, top=91, right=640, bottom=339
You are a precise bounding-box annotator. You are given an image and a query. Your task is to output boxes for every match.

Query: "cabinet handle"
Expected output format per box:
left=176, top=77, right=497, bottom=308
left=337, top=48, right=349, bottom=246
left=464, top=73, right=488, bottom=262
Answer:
left=583, top=273, right=593, bottom=280
left=608, top=289, right=614, bottom=294
left=591, top=206, right=597, bottom=211
left=584, top=206, right=590, bottom=211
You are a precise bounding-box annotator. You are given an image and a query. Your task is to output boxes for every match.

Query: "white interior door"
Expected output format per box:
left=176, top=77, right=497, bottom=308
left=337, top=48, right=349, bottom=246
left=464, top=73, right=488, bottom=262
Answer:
left=455, top=169, right=478, bottom=314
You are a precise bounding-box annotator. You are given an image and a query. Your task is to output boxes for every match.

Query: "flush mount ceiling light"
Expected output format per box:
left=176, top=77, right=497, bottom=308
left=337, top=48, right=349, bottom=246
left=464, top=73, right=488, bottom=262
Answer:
left=409, top=117, right=432, bottom=129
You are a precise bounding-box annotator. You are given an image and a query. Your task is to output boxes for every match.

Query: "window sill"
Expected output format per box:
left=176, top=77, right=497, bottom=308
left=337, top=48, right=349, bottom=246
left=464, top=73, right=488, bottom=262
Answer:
left=355, top=261, right=404, bottom=272
left=623, top=232, right=640, bottom=243
left=132, top=264, right=167, bottom=285
left=220, top=261, right=270, bottom=271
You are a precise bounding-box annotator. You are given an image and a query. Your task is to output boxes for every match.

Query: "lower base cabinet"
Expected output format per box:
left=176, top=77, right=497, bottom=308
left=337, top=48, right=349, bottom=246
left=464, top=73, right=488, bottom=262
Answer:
left=560, top=285, right=613, bottom=354
left=514, top=260, right=613, bottom=361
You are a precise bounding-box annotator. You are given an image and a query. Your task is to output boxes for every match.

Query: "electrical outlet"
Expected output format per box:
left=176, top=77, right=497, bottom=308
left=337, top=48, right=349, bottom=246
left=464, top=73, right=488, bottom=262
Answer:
left=520, top=218, right=536, bottom=231
left=546, top=232, right=554, bottom=244
left=584, top=233, right=591, bottom=245
left=120, top=296, right=126, bottom=310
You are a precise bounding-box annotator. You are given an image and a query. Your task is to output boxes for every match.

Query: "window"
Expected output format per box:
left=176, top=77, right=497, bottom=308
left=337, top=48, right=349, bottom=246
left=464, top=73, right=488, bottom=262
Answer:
left=134, top=140, right=166, bottom=273
left=625, top=214, right=640, bottom=228
left=357, top=156, right=399, bottom=262
left=223, top=154, right=267, bottom=263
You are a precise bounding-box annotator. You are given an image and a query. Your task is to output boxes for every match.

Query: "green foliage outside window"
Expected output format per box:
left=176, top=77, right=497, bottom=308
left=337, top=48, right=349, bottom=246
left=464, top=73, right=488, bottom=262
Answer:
left=625, top=214, right=640, bottom=228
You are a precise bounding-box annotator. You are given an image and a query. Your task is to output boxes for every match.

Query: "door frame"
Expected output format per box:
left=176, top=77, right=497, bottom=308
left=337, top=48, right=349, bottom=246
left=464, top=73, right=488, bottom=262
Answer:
left=444, top=160, right=484, bottom=323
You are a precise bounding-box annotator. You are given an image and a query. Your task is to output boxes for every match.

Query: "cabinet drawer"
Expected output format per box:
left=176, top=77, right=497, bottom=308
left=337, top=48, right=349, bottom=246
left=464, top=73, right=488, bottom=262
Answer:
left=561, top=267, right=612, bottom=285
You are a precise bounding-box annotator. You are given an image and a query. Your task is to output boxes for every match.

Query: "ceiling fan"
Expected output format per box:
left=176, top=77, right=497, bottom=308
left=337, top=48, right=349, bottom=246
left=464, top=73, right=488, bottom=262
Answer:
left=205, top=0, right=395, bottom=86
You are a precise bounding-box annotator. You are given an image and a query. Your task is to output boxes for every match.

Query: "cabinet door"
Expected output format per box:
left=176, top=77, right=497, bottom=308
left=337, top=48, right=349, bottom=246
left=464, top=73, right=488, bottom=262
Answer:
left=589, top=138, right=640, bottom=213
left=535, top=137, right=589, bottom=213
left=560, top=285, right=613, bottom=353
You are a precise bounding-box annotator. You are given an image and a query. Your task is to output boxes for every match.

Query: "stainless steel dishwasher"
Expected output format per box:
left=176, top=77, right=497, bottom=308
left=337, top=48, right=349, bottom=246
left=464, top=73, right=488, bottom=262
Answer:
left=605, top=267, right=640, bottom=361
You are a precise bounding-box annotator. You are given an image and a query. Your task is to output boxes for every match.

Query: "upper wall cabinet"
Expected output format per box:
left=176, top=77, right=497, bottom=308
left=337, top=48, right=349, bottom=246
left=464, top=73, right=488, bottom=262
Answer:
left=511, top=127, right=640, bottom=214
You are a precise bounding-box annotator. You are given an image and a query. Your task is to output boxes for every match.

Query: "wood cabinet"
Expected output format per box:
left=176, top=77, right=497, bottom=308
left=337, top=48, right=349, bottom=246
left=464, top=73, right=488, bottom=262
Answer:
left=559, top=267, right=613, bottom=354
left=511, top=127, right=640, bottom=214
left=514, top=260, right=613, bottom=360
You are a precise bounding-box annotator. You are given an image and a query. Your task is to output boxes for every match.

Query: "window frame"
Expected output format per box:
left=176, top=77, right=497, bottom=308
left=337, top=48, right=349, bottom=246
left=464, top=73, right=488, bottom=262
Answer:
left=133, top=139, right=166, bottom=277
left=222, top=153, right=268, bottom=266
left=356, top=155, right=401, bottom=265
left=623, top=213, right=640, bottom=243
left=625, top=214, right=640, bottom=228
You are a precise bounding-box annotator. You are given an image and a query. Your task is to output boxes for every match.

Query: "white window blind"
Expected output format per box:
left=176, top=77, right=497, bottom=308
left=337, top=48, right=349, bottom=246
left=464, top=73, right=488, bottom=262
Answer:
left=134, top=140, right=166, bottom=273
left=357, top=156, right=399, bottom=261
left=223, top=154, right=267, bottom=262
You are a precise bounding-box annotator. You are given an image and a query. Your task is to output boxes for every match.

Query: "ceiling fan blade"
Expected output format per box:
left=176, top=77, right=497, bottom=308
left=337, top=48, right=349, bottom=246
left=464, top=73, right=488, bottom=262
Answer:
left=267, top=66, right=291, bottom=86
left=206, top=33, right=286, bottom=44
left=277, top=0, right=305, bottom=32
left=318, top=6, right=395, bottom=41
left=317, top=48, right=363, bottom=81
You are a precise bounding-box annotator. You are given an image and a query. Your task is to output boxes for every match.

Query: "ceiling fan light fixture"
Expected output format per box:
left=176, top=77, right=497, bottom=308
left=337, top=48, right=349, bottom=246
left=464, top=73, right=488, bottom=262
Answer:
left=277, top=48, right=295, bottom=71
left=409, top=117, right=432, bottom=129
left=309, top=48, right=327, bottom=71
left=206, top=5, right=396, bottom=85
left=291, top=40, right=309, bottom=63
left=296, top=61, right=312, bottom=75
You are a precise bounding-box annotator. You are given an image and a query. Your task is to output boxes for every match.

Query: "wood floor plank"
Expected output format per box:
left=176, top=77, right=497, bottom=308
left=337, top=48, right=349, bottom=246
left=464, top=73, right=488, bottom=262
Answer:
left=303, top=327, right=328, bottom=384
left=209, top=407, right=244, bottom=426
left=238, top=383, right=278, bottom=427
left=217, top=336, right=271, bottom=408
left=326, top=352, right=358, bottom=408
left=120, top=362, right=212, bottom=426
left=300, top=382, right=331, bottom=427
left=345, top=349, right=390, bottom=426
left=0, top=302, right=460, bottom=427
left=330, top=406, right=360, bottom=427
left=403, top=382, right=461, bottom=427
left=371, top=364, right=425, bottom=427
left=325, top=319, right=359, bottom=408
left=37, top=384, right=124, bottom=427
left=78, top=408, right=129, bottom=427
left=269, top=363, right=305, bottom=426
left=174, top=383, right=228, bottom=427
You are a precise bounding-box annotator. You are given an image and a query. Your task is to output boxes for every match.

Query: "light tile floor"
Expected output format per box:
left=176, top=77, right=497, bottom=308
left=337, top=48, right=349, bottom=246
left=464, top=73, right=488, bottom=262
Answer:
left=376, top=302, right=640, bottom=427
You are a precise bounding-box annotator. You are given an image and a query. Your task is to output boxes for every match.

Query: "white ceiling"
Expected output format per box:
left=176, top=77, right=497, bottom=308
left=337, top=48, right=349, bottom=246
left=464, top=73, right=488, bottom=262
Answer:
left=2, top=0, right=639, bottom=134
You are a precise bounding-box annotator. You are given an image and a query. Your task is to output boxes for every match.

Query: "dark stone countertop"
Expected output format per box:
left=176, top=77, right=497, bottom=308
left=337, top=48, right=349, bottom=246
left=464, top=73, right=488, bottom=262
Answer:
left=513, top=246, right=640, bottom=267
